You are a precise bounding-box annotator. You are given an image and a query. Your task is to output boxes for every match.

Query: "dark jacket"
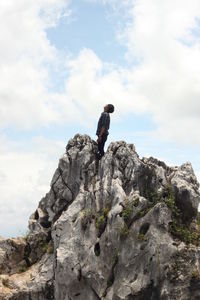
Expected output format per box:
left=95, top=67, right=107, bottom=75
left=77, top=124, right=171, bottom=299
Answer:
left=96, top=112, right=110, bottom=136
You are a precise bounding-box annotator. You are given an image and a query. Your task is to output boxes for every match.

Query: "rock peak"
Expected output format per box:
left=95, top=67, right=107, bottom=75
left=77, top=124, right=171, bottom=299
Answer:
left=1, top=134, right=200, bottom=300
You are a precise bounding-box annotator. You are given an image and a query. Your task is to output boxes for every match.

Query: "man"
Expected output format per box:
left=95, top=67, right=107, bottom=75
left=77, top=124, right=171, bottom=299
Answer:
left=96, top=104, right=115, bottom=159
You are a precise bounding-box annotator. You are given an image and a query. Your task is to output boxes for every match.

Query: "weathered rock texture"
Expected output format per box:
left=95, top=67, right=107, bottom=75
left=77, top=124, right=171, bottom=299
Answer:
left=1, top=134, right=200, bottom=300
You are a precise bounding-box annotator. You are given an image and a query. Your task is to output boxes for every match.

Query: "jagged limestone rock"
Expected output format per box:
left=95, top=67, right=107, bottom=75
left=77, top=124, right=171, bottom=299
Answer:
left=0, top=254, right=54, bottom=300
left=0, top=134, right=200, bottom=300
left=0, top=237, right=28, bottom=276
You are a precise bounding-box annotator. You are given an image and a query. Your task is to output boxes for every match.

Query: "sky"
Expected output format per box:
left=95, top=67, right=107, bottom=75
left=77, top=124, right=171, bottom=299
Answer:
left=1, top=0, right=200, bottom=237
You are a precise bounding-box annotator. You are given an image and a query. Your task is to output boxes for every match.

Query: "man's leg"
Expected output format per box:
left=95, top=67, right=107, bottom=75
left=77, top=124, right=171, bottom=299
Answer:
left=97, top=134, right=107, bottom=158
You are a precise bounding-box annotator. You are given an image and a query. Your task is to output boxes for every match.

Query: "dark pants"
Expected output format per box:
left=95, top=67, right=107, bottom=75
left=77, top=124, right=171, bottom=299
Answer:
left=97, top=133, right=108, bottom=159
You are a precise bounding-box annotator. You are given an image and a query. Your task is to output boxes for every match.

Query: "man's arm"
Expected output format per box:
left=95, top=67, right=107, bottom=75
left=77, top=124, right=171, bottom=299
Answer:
left=97, top=126, right=105, bottom=142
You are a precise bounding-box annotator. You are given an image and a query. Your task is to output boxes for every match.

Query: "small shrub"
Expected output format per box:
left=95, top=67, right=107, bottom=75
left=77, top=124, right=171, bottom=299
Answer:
left=162, top=184, right=179, bottom=215
left=191, top=267, right=200, bottom=284
left=2, top=278, right=9, bottom=288
left=122, top=205, right=132, bottom=223
left=170, top=261, right=179, bottom=275
left=96, top=215, right=106, bottom=229
left=143, top=171, right=161, bottom=203
left=192, top=268, right=200, bottom=280
left=103, top=207, right=110, bottom=217
left=23, top=230, right=30, bottom=242
left=197, top=219, right=200, bottom=228
left=133, top=197, right=139, bottom=207
left=81, top=209, right=95, bottom=230
left=163, top=185, right=178, bottom=213
left=119, top=224, right=129, bottom=237
left=165, top=194, right=175, bottom=211
left=162, top=184, right=200, bottom=246
left=150, top=191, right=162, bottom=204
left=170, top=220, right=200, bottom=246
left=18, top=265, right=28, bottom=273
left=122, top=199, right=134, bottom=224
left=47, top=241, right=54, bottom=254
left=39, top=239, right=49, bottom=253
left=137, top=233, right=146, bottom=241
left=39, top=239, right=54, bottom=254
left=95, top=209, right=109, bottom=237
left=139, top=207, right=151, bottom=218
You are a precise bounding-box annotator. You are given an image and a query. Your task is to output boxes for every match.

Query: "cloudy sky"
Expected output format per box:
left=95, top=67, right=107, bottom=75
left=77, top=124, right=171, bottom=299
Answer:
left=1, top=0, right=200, bottom=237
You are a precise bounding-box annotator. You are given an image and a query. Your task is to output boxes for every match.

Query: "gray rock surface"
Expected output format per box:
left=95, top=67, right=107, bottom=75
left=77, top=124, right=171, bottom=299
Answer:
left=1, top=134, right=200, bottom=300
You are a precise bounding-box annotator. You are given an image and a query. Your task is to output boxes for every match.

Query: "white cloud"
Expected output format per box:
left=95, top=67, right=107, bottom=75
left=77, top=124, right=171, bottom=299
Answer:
left=2, top=0, right=200, bottom=144
left=0, top=135, right=65, bottom=237
left=61, top=0, right=200, bottom=144
left=0, top=0, right=70, bottom=129
left=53, top=48, right=150, bottom=126
left=120, top=0, right=200, bottom=144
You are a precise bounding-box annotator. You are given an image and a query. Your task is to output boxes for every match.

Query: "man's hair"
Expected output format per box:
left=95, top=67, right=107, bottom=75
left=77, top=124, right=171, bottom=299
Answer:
left=108, top=104, right=115, bottom=113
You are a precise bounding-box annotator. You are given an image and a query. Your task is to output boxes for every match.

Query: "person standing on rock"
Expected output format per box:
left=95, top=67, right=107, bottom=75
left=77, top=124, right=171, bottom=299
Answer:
left=96, top=104, right=114, bottom=159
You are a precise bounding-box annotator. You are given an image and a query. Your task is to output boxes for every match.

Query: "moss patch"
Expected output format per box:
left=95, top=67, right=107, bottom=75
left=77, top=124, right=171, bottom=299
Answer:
left=137, top=233, right=146, bottom=241
left=81, top=209, right=95, bottom=230
left=122, top=200, right=133, bottom=224
left=95, top=208, right=109, bottom=237
left=163, top=185, right=200, bottom=246
left=119, top=223, right=129, bottom=238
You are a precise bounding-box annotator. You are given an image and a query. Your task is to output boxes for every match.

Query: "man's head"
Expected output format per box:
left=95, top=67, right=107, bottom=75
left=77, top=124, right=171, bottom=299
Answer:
left=104, top=104, right=115, bottom=113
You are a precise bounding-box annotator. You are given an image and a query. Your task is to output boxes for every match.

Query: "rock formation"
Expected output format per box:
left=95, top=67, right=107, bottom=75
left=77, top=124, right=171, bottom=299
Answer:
left=1, top=134, right=200, bottom=300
